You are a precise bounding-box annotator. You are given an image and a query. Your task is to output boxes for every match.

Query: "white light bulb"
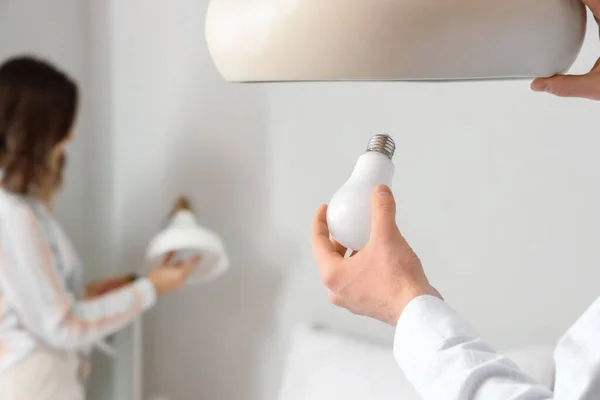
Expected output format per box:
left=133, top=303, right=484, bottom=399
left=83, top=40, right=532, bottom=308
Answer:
left=327, top=134, right=396, bottom=251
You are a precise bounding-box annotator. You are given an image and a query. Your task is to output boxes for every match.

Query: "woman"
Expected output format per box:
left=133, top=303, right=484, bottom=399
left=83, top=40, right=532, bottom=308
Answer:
left=0, top=56, right=199, bottom=399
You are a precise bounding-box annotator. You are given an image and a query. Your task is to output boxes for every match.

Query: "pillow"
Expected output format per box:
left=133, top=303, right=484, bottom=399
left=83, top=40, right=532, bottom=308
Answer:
left=277, top=324, right=555, bottom=400
left=277, top=324, right=421, bottom=400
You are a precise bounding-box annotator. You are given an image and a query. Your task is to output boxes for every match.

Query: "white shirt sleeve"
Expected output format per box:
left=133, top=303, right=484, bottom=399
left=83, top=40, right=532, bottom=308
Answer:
left=553, top=297, right=600, bottom=399
left=0, top=203, right=156, bottom=350
left=394, top=295, right=600, bottom=400
left=393, top=295, right=554, bottom=399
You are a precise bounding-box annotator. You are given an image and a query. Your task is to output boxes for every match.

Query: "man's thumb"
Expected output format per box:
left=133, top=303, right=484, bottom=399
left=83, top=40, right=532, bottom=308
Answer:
left=531, top=74, right=599, bottom=100
left=370, top=185, right=397, bottom=237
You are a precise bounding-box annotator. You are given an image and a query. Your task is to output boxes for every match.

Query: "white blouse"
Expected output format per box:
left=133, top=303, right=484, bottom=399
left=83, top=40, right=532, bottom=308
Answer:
left=0, top=188, right=156, bottom=376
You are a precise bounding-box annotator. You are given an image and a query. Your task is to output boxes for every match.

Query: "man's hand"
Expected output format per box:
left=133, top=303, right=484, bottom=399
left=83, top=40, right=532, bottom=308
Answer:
left=311, top=185, right=441, bottom=326
left=531, top=0, right=600, bottom=100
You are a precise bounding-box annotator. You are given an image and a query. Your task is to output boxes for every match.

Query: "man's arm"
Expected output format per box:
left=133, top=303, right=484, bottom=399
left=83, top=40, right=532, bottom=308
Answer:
left=310, top=186, right=567, bottom=400
left=553, top=296, right=600, bottom=400
left=394, top=295, right=554, bottom=400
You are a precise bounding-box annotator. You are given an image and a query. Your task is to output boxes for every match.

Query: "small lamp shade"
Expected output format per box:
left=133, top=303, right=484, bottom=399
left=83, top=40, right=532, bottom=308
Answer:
left=146, top=196, right=229, bottom=286
left=206, top=0, right=587, bottom=82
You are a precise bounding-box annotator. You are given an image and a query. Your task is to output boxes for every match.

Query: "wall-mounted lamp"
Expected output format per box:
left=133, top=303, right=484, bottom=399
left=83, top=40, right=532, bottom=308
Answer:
left=206, top=0, right=587, bottom=82
left=146, top=196, right=229, bottom=286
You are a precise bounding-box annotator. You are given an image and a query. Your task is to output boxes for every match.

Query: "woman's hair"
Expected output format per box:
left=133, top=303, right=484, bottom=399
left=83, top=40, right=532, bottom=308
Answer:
left=0, top=55, right=78, bottom=199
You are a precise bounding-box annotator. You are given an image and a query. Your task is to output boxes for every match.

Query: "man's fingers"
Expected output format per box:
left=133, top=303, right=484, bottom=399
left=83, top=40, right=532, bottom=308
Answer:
left=311, top=205, right=339, bottom=258
left=330, top=238, right=348, bottom=257
left=582, top=0, right=600, bottom=21
left=370, top=185, right=399, bottom=240
left=531, top=72, right=600, bottom=100
left=311, top=205, right=343, bottom=286
left=330, top=236, right=357, bottom=257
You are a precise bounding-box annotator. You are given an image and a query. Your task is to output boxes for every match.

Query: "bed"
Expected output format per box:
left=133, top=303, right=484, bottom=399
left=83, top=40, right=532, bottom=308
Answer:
left=277, top=324, right=555, bottom=400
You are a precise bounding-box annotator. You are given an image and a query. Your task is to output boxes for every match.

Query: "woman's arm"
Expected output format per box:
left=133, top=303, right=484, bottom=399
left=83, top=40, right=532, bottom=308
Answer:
left=0, top=204, right=156, bottom=350
left=85, top=274, right=138, bottom=299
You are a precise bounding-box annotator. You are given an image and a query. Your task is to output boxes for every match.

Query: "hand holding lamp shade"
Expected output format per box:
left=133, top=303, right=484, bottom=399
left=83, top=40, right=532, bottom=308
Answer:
left=146, top=196, right=229, bottom=287
left=205, top=0, right=587, bottom=82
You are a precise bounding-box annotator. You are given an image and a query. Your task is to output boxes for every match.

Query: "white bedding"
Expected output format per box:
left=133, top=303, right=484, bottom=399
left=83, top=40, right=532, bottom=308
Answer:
left=278, top=324, right=555, bottom=400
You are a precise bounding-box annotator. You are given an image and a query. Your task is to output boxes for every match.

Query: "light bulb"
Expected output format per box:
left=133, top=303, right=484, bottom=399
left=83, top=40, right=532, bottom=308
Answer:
left=326, top=134, right=396, bottom=251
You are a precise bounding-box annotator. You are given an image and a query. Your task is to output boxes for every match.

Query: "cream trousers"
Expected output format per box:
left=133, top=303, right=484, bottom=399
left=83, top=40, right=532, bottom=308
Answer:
left=0, top=350, right=87, bottom=400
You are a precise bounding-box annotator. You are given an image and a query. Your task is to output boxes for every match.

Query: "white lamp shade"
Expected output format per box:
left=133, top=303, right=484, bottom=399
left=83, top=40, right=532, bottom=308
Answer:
left=206, top=0, right=587, bottom=82
left=146, top=210, right=229, bottom=286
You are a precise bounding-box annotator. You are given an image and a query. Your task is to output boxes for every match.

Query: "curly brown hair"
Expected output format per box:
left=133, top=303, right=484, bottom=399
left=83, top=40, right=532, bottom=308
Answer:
left=0, top=55, right=78, bottom=199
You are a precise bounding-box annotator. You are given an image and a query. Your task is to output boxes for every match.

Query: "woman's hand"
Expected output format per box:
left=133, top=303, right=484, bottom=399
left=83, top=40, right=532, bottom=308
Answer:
left=531, top=0, right=600, bottom=100
left=148, top=252, right=201, bottom=296
left=86, top=275, right=136, bottom=298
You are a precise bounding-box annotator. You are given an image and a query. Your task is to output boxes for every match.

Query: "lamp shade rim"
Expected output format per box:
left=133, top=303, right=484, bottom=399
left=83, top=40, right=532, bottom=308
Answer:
left=206, top=0, right=587, bottom=82
left=146, top=228, right=226, bottom=261
left=145, top=218, right=230, bottom=286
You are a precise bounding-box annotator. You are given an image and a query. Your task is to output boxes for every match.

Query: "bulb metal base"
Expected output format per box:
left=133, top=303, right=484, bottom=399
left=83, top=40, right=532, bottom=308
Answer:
left=366, top=134, right=395, bottom=160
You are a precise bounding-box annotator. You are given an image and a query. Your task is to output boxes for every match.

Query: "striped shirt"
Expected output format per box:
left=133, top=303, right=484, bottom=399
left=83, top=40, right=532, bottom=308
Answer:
left=0, top=187, right=156, bottom=376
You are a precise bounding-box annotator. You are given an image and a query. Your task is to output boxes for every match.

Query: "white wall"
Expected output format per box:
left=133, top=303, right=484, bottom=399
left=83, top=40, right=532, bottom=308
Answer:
left=106, top=2, right=600, bottom=400
left=107, top=2, right=276, bottom=399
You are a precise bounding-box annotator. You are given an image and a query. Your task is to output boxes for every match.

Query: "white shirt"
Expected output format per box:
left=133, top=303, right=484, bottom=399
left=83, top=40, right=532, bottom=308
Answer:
left=394, top=295, right=600, bottom=399
left=0, top=188, right=156, bottom=376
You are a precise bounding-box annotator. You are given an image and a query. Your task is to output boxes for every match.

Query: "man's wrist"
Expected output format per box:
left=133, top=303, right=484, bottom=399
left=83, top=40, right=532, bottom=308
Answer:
left=390, top=284, right=443, bottom=326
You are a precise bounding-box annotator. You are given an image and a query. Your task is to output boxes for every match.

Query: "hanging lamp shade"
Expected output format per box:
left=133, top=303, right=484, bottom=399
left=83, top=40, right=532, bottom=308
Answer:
left=205, top=0, right=587, bottom=82
left=146, top=196, right=229, bottom=287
